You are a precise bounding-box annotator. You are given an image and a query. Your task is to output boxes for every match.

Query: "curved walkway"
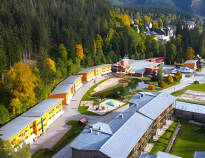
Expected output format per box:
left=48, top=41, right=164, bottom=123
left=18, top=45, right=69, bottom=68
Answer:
left=31, top=74, right=111, bottom=153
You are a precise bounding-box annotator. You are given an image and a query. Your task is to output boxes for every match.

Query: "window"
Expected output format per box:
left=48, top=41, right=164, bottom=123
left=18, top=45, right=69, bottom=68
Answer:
left=30, top=126, right=33, bottom=129
left=11, top=139, right=16, bottom=145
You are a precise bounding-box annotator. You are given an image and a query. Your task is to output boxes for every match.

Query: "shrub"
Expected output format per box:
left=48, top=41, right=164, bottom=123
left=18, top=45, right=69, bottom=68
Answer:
left=167, top=75, right=174, bottom=84
left=194, top=80, right=199, bottom=84
left=174, top=72, right=182, bottom=81
left=148, top=84, right=155, bottom=91
left=158, top=81, right=166, bottom=88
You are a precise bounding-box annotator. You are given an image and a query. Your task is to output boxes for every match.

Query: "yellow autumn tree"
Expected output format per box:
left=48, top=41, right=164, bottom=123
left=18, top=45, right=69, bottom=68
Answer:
left=7, top=62, right=38, bottom=114
left=93, top=41, right=97, bottom=55
left=105, top=28, right=115, bottom=45
left=76, top=44, right=84, bottom=60
left=144, top=16, right=151, bottom=22
left=186, top=47, right=195, bottom=60
left=122, top=14, right=130, bottom=26
left=45, top=58, right=56, bottom=72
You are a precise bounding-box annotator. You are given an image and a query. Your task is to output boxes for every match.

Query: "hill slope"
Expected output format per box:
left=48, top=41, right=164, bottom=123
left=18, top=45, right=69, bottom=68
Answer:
left=107, top=0, right=205, bottom=16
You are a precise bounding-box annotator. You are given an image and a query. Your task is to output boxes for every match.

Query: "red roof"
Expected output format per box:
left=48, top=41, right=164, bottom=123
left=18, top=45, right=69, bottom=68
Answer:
left=79, top=116, right=88, bottom=124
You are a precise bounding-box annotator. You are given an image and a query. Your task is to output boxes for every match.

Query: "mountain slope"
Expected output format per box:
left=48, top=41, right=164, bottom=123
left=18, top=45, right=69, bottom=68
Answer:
left=107, top=0, right=205, bottom=16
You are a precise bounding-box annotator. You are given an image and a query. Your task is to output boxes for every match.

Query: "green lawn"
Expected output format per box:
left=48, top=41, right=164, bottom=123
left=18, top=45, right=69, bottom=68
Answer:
left=78, top=106, right=99, bottom=116
left=32, top=120, right=84, bottom=158
left=81, top=78, right=113, bottom=101
left=172, top=83, right=205, bottom=97
left=150, top=121, right=177, bottom=154
left=172, top=120, right=205, bottom=158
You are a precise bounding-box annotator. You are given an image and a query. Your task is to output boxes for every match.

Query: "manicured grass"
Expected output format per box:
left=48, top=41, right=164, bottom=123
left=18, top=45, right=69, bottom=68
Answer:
left=32, top=149, right=54, bottom=158
left=150, top=121, right=177, bottom=154
left=81, top=78, right=113, bottom=101
left=172, top=83, right=205, bottom=97
left=78, top=106, right=100, bottom=116
left=145, top=81, right=179, bottom=92
left=171, top=120, right=205, bottom=158
left=32, top=120, right=84, bottom=158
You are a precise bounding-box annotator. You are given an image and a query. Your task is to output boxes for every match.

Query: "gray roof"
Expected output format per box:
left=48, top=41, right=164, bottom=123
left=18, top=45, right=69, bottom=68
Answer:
left=128, top=60, right=157, bottom=74
left=184, top=60, right=197, bottom=64
left=194, top=152, right=205, bottom=158
left=78, top=64, right=111, bottom=74
left=21, top=98, right=63, bottom=117
left=140, top=151, right=181, bottom=158
left=171, top=67, right=194, bottom=74
left=175, top=101, right=205, bottom=115
left=51, top=84, right=73, bottom=95
left=129, top=92, right=175, bottom=120
left=0, top=116, right=39, bottom=140
left=60, top=75, right=82, bottom=85
left=70, top=106, right=153, bottom=158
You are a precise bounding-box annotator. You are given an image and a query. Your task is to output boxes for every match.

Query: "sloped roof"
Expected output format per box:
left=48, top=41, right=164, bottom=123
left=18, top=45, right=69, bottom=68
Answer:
left=60, top=75, right=82, bottom=85
left=21, top=98, right=63, bottom=117
left=70, top=105, right=152, bottom=158
left=0, top=116, right=38, bottom=140
left=184, top=60, right=198, bottom=64
left=175, top=101, right=205, bottom=115
left=129, top=92, right=175, bottom=120
left=78, top=64, right=111, bottom=74
left=51, top=84, right=73, bottom=95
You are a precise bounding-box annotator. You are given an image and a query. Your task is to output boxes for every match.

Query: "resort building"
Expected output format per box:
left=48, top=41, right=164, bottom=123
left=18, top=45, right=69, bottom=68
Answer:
left=184, top=60, right=198, bottom=70
left=175, top=101, right=205, bottom=122
left=92, top=64, right=112, bottom=76
left=0, top=98, right=63, bottom=147
left=77, top=68, right=96, bottom=82
left=128, top=60, right=159, bottom=77
left=111, top=58, right=163, bottom=77
left=51, top=84, right=73, bottom=105
left=70, top=92, right=176, bottom=158
left=60, top=75, right=83, bottom=93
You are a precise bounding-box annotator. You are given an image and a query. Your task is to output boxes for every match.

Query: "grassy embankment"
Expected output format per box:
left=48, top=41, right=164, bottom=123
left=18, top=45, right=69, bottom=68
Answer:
left=171, top=119, right=205, bottom=158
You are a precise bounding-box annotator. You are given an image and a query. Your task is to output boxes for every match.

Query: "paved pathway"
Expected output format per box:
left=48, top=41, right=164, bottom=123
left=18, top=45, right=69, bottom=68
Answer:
left=30, top=74, right=112, bottom=154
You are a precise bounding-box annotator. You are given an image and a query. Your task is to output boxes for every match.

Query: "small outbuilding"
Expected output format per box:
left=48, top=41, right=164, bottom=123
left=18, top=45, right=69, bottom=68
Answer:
left=184, top=60, right=198, bottom=70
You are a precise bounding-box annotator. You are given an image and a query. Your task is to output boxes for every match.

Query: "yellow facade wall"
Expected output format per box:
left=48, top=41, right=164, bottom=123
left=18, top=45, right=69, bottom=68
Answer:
left=8, top=101, right=63, bottom=147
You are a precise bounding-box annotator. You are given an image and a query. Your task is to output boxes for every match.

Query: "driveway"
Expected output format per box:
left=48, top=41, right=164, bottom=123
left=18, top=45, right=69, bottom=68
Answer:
left=30, top=74, right=113, bottom=154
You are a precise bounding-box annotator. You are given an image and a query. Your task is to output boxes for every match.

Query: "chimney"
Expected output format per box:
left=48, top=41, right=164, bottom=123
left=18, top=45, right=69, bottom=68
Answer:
left=90, top=128, right=93, bottom=133
left=119, top=113, right=124, bottom=118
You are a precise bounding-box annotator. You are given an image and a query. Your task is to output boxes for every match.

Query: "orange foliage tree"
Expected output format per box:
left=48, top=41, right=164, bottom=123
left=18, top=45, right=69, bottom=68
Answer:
left=148, top=84, right=155, bottom=91
left=158, top=81, right=166, bottom=88
left=167, top=74, right=174, bottom=83
left=76, top=44, right=84, bottom=60
left=7, top=62, right=38, bottom=114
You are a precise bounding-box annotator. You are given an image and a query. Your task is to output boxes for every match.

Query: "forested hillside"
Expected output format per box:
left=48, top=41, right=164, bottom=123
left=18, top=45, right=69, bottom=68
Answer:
left=0, top=0, right=205, bottom=126
left=107, top=0, right=205, bottom=16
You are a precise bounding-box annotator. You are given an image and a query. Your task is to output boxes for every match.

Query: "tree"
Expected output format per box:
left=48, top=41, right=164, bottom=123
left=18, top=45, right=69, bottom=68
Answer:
left=7, top=63, right=37, bottom=114
left=157, top=65, right=164, bottom=82
left=158, top=81, right=166, bottom=88
left=167, top=74, right=174, bottom=83
left=0, top=105, right=9, bottom=125
left=45, top=58, right=56, bottom=72
left=148, top=84, right=155, bottom=91
left=185, top=46, right=195, bottom=60
left=58, top=44, right=68, bottom=63
left=76, top=44, right=84, bottom=60
left=122, top=14, right=130, bottom=26
left=0, top=140, right=31, bottom=158
left=166, top=43, right=176, bottom=64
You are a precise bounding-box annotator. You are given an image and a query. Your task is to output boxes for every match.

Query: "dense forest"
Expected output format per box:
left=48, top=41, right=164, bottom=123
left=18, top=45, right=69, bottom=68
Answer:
left=0, top=0, right=205, bottom=127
